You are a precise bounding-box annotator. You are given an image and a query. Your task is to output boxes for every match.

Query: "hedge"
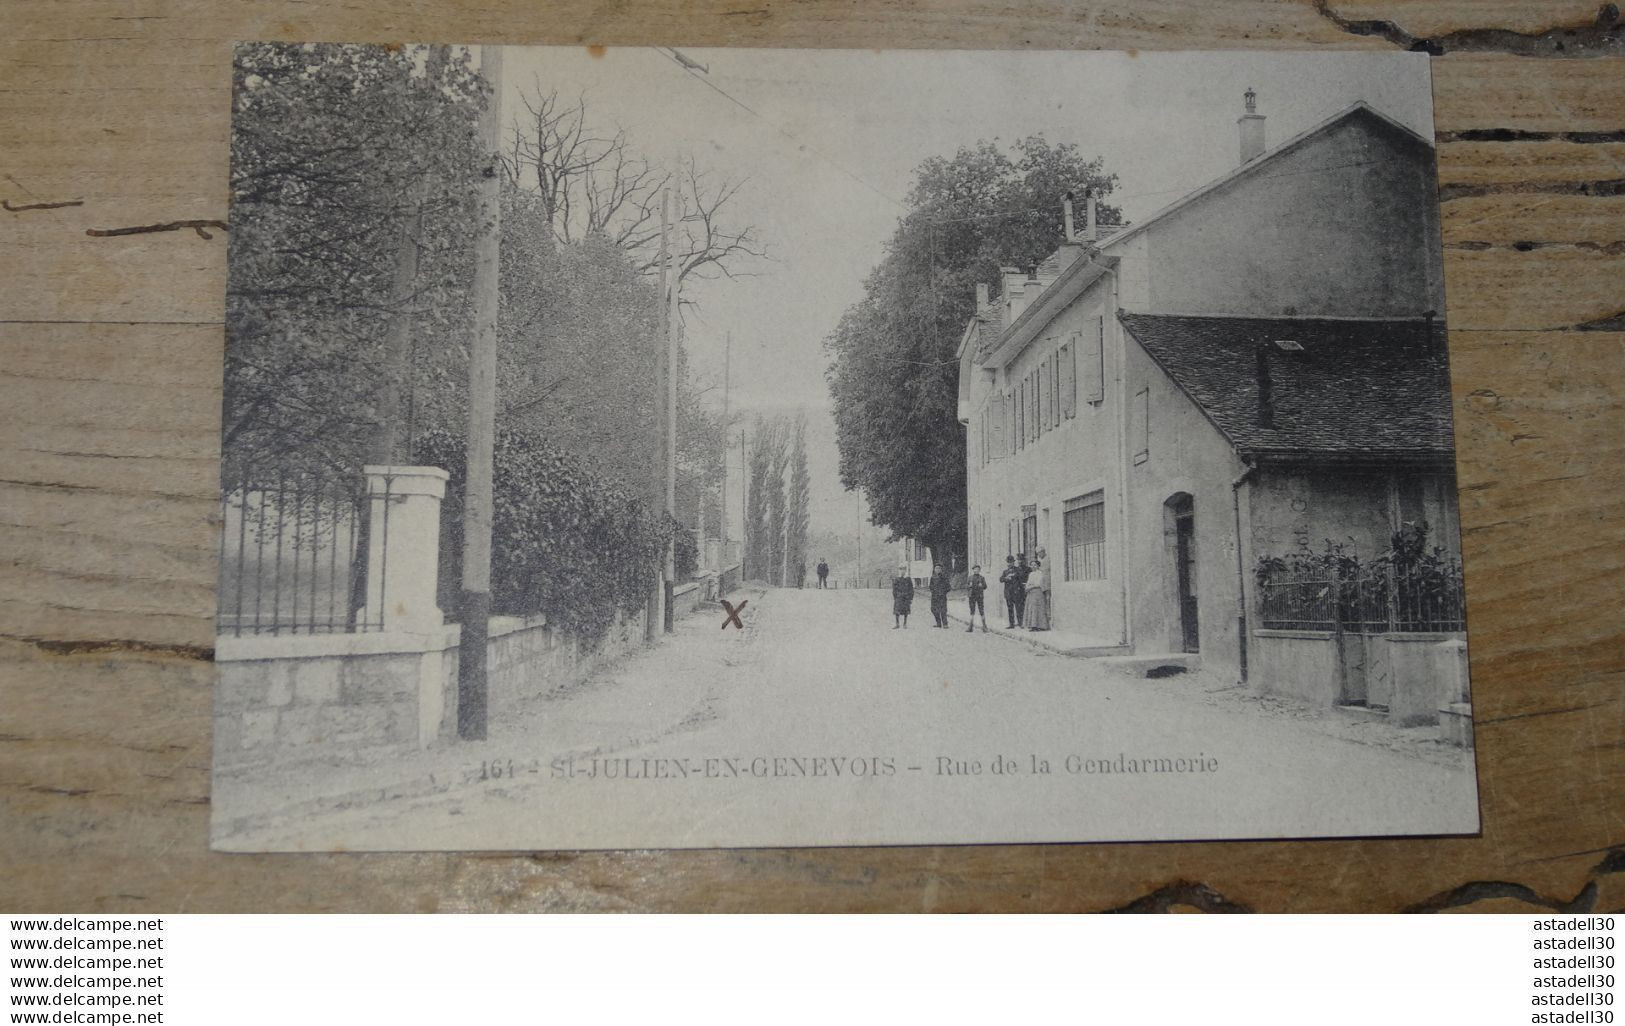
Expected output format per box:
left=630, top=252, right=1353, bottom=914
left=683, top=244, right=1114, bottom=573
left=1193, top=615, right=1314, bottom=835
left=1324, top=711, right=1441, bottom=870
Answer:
left=417, top=425, right=677, bottom=644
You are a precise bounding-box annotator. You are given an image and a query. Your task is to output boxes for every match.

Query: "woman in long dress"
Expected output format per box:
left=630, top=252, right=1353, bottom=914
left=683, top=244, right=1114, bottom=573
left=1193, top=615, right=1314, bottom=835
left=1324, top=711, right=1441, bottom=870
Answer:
left=891, top=568, right=914, bottom=629
left=1025, top=560, right=1050, bottom=631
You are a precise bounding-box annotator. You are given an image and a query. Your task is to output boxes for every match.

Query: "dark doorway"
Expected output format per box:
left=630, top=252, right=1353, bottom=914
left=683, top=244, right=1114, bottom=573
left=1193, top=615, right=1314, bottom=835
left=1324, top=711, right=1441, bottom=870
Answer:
left=1170, top=494, right=1199, bottom=653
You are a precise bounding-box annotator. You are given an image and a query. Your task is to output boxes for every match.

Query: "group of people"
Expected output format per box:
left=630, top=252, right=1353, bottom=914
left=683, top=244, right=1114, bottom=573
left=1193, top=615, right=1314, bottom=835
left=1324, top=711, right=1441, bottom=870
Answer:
left=890, top=552, right=1050, bottom=633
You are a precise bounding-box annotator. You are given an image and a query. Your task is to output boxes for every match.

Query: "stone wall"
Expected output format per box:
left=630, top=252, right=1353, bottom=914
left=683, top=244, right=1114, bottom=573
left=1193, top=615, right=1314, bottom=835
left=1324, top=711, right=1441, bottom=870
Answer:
left=1250, top=627, right=1468, bottom=724
left=457, top=607, right=649, bottom=730
left=214, top=632, right=442, bottom=770
left=1251, top=629, right=1344, bottom=708
left=216, top=605, right=650, bottom=770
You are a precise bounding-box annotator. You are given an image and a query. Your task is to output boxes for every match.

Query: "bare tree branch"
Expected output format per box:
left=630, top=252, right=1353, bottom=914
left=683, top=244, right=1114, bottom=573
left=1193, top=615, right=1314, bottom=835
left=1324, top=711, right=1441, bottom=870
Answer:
left=508, top=86, right=765, bottom=291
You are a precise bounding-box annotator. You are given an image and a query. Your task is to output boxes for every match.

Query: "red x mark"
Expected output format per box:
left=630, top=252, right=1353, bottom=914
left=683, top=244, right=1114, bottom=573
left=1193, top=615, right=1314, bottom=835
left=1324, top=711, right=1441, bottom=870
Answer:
left=720, top=598, right=748, bottom=630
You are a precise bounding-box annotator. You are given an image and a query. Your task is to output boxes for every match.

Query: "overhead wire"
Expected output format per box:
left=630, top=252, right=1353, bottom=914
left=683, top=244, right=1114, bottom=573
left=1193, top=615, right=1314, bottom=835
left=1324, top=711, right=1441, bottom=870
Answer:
left=650, top=47, right=907, bottom=212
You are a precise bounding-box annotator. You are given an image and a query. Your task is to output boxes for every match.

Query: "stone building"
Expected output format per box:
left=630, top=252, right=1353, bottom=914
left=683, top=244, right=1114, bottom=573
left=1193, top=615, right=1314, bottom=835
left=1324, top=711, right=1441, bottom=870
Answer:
left=958, top=92, right=1463, bottom=706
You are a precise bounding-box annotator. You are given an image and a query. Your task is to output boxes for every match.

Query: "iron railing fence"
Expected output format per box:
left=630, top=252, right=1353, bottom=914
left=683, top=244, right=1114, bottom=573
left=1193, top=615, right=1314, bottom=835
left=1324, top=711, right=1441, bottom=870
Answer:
left=217, top=468, right=393, bottom=637
left=1259, top=565, right=1465, bottom=634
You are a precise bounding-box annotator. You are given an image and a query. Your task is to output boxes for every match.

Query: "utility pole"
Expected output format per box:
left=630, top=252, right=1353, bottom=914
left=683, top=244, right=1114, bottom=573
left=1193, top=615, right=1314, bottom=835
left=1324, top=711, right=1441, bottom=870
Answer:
left=647, top=188, right=672, bottom=642
left=856, top=489, right=863, bottom=590
left=719, top=331, right=729, bottom=564
left=663, top=189, right=680, bottom=632
left=739, top=427, right=747, bottom=580
left=458, top=44, right=502, bottom=741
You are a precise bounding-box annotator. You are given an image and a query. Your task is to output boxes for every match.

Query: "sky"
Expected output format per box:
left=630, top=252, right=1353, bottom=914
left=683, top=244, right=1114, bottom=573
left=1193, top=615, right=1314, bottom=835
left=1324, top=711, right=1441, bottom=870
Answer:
left=496, top=47, right=1437, bottom=556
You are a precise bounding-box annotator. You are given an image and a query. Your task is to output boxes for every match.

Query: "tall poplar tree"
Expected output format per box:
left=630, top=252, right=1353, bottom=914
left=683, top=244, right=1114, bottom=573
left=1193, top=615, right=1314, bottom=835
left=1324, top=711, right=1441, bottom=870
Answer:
left=785, top=416, right=811, bottom=589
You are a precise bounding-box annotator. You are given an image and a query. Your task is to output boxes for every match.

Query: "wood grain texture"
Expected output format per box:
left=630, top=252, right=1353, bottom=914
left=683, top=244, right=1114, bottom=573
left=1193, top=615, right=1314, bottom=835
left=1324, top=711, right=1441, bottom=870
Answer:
left=1, top=0, right=1622, bottom=912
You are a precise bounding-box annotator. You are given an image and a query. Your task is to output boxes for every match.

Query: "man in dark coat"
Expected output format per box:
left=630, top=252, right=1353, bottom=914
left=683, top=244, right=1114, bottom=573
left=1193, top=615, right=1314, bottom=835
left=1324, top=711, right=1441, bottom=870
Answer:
left=999, top=554, right=1030, bottom=628
left=891, top=568, right=914, bottom=629
left=966, top=565, right=989, bottom=632
left=816, top=559, right=829, bottom=588
left=928, top=564, right=952, bottom=628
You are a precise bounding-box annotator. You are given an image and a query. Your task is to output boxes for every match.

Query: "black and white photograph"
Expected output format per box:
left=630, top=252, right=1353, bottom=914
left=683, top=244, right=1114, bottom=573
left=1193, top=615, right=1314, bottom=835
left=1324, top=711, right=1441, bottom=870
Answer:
left=212, top=44, right=1480, bottom=851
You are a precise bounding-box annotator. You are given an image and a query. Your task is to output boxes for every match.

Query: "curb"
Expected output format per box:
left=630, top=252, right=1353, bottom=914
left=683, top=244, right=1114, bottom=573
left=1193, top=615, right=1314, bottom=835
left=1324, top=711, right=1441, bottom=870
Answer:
left=941, top=603, right=1075, bottom=657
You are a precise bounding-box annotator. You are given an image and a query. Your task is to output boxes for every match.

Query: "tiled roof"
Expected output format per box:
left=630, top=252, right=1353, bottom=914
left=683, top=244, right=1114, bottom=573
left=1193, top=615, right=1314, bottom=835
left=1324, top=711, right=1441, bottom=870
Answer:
left=1118, top=313, right=1456, bottom=461
left=972, top=312, right=1003, bottom=362
left=972, top=225, right=1131, bottom=365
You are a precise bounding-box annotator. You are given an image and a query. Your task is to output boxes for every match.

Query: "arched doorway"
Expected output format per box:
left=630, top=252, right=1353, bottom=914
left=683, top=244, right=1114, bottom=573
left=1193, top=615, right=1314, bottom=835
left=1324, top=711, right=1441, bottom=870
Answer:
left=1166, top=494, right=1199, bottom=653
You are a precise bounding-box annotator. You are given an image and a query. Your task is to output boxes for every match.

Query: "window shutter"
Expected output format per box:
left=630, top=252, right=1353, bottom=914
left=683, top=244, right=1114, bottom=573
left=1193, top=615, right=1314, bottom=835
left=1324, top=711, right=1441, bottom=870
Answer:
left=1043, top=354, right=1052, bottom=428
left=1013, top=384, right=1021, bottom=451
left=1026, top=374, right=1034, bottom=442
left=1131, top=386, right=1150, bottom=461
left=1037, top=364, right=1046, bottom=434
left=1033, top=368, right=1041, bottom=436
left=1084, top=318, right=1105, bottom=404
left=1019, top=377, right=1027, bottom=445
left=1029, top=372, right=1037, bottom=440
left=1018, top=379, right=1027, bottom=449
left=1005, top=390, right=1014, bottom=455
left=1053, top=349, right=1066, bottom=422
left=1060, top=338, right=1076, bottom=418
left=1035, top=369, right=1043, bottom=436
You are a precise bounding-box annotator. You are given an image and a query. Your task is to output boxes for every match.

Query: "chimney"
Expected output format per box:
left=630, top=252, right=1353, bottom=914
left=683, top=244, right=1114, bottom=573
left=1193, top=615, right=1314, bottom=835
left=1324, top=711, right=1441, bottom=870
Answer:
left=1000, top=266, right=1028, bottom=323
left=1026, top=267, right=1048, bottom=303
left=1239, top=87, right=1266, bottom=164
left=975, top=282, right=990, bottom=315
left=1084, top=187, right=1098, bottom=242
left=1255, top=344, right=1274, bottom=428
left=1063, top=191, right=1076, bottom=242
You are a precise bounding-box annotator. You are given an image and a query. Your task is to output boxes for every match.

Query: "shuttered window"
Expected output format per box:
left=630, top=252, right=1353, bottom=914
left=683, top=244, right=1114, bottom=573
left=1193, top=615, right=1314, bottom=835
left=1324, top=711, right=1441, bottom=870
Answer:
left=1026, top=374, right=1034, bottom=442
left=1049, top=349, right=1059, bottom=425
left=1059, top=338, right=1076, bottom=418
left=1040, top=360, right=1053, bottom=432
left=1018, top=376, right=1026, bottom=447
left=990, top=395, right=1004, bottom=458
left=1083, top=316, right=1105, bottom=404
left=1131, top=386, right=1150, bottom=462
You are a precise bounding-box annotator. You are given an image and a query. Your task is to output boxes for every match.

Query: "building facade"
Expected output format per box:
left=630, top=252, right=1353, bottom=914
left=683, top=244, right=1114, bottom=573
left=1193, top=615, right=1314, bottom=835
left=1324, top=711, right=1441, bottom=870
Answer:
left=959, top=95, right=1461, bottom=699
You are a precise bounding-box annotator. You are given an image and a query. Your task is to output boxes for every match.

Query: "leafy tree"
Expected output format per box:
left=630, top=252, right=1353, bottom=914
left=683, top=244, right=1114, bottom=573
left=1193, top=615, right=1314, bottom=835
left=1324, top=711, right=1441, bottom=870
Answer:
left=227, top=44, right=747, bottom=626
left=826, top=137, right=1121, bottom=562
left=225, top=43, right=487, bottom=477
left=496, top=192, right=664, bottom=493
left=674, top=370, right=729, bottom=567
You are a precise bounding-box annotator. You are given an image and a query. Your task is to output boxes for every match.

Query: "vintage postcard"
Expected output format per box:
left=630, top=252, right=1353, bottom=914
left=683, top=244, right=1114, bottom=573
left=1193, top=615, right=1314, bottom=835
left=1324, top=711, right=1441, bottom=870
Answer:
left=213, top=45, right=1479, bottom=850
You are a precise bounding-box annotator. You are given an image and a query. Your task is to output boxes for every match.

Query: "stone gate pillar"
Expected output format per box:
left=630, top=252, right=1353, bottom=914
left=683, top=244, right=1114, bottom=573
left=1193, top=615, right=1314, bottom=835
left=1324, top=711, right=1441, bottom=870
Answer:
left=362, top=465, right=450, bottom=634
left=362, top=465, right=450, bottom=749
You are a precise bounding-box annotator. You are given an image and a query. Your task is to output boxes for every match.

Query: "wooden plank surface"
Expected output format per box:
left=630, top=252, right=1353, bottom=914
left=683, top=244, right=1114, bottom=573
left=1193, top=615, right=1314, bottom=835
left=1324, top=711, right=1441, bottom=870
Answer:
left=2, top=0, right=1622, bottom=912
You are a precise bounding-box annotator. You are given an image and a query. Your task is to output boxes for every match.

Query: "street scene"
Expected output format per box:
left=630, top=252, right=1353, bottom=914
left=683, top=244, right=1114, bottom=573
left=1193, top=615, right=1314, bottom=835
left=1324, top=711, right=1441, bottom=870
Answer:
left=215, top=586, right=1476, bottom=851
left=214, top=45, right=1478, bottom=850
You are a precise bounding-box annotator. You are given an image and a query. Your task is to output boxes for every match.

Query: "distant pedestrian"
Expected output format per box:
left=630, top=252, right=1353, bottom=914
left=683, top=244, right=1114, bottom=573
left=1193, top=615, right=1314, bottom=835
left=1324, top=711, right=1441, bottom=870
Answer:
left=1025, top=559, right=1050, bottom=631
left=966, top=565, right=989, bottom=632
left=816, top=558, right=829, bottom=589
left=891, top=567, right=914, bottom=629
left=999, top=554, right=1030, bottom=628
left=928, top=564, right=951, bottom=628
